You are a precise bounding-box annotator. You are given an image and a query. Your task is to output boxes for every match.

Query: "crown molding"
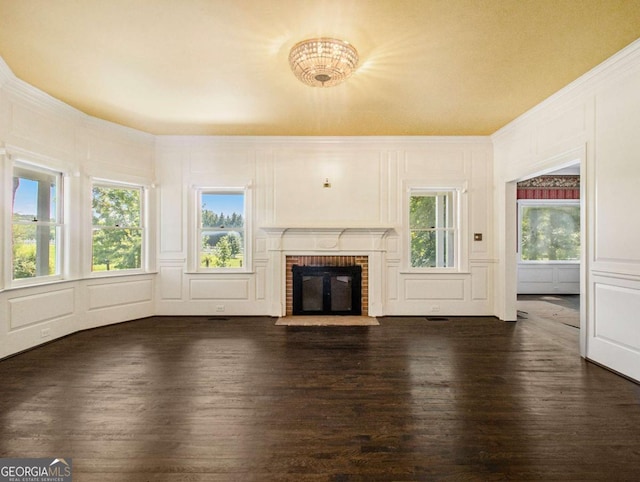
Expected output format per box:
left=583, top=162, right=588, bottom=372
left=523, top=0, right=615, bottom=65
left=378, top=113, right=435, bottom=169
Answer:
left=155, top=134, right=492, bottom=148
left=0, top=64, right=79, bottom=123
left=0, top=56, right=14, bottom=88
left=0, top=53, right=490, bottom=148
left=0, top=55, right=154, bottom=145
left=83, top=113, right=155, bottom=144
left=492, top=37, right=640, bottom=141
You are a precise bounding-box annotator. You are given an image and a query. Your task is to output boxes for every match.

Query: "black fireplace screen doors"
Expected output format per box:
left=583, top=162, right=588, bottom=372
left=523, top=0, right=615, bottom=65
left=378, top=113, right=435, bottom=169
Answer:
left=292, top=265, right=362, bottom=316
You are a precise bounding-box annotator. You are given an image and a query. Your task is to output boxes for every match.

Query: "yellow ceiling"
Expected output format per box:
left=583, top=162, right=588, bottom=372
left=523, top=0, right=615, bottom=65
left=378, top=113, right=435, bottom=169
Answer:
left=0, top=0, right=639, bottom=136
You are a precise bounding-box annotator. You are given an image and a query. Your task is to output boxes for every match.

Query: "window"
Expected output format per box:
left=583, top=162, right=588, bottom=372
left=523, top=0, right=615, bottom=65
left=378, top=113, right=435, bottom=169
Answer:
left=519, top=201, right=580, bottom=262
left=198, top=191, right=245, bottom=269
left=409, top=190, right=457, bottom=268
left=12, top=164, right=63, bottom=281
left=92, top=182, right=144, bottom=272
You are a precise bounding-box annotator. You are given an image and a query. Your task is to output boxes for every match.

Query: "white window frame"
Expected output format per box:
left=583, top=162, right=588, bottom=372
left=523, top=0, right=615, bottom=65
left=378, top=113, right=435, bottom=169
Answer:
left=407, top=187, right=463, bottom=272
left=90, top=179, right=147, bottom=276
left=193, top=187, right=251, bottom=273
left=517, top=199, right=580, bottom=264
left=10, top=161, right=64, bottom=286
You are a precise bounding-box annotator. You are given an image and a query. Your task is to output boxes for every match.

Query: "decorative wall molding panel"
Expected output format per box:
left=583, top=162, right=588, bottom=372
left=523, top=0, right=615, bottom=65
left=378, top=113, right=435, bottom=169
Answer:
left=9, top=288, right=75, bottom=330
left=517, top=264, right=580, bottom=294
left=88, top=279, right=153, bottom=311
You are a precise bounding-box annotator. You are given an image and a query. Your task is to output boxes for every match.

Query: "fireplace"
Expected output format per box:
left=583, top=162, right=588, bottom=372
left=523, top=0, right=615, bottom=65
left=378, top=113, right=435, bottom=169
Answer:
left=285, top=255, right=369, bottom=316
left=292, top=265, right=362, bottom=315
left=261, top=226, right=392, bottom=318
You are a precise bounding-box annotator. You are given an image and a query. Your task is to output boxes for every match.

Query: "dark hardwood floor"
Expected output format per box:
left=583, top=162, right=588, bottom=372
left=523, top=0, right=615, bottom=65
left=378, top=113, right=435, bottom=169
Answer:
left=1, top=315, right=639, bottom=481
left=518, top=294, right=580, bottom=328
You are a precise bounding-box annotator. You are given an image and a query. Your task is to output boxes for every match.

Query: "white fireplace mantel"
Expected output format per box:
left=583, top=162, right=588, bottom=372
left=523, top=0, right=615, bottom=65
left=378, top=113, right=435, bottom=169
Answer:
left=261, top=225, right=395, bottom=317
left=260, top=225, right=395, bottom=252
left=260, top=225, right=394, bottom=235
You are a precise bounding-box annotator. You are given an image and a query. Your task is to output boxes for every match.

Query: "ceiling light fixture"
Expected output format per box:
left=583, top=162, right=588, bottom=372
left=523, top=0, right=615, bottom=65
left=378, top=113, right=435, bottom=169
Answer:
left=288, top=38, right=359, bottom=87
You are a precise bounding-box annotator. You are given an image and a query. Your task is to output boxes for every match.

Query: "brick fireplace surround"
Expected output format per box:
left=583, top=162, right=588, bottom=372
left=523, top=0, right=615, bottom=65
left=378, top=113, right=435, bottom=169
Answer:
left=285, top=255, right=368, bottom=316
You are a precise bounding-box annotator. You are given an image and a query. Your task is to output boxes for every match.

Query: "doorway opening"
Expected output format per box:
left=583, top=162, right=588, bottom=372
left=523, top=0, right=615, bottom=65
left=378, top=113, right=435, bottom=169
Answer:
left=512, top=160, right=584, bottom=345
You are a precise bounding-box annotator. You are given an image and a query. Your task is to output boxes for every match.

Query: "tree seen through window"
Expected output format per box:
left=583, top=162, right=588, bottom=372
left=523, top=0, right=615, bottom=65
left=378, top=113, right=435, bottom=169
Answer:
left=92, top=184, right=143, bottom=271
left=12, top=166, right=61, bottom=280
left=200, top=192, right=245, bottom=268
left=410, top=191, right=455, bottom=268
left=520, top=203, right=580, bottom=261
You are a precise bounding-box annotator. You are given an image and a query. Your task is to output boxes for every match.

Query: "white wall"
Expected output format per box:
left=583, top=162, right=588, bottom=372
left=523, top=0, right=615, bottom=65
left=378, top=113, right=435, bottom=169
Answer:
left=0, top=51, right=496, bottom=360
left=4, top=36, right=640, bottom=384
left=0, top=58, right=157, bottom=359
left=154, top=137, right=495, bottom=317
left=384, top=141, right=494, bottom=316
left=0, top=56, right=492, bottom=358
left=493, top=39, right=640, bottom=381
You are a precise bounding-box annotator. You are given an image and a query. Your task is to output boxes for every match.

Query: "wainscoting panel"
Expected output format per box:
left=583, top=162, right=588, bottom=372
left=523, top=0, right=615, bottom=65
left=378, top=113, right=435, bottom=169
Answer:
left=519, top=266, right=554, bottom=283
left=88, top=279, right=153, bottom=310
left=588, top=272, right=640, bottom=381
left=255, top=265, right=267, bottom=300
left=387, top=266, right=399, bottom=300
left=159, top=266, right=183, bottom=300
left=558, top=266, right=580, bottom=283
left=405, top=279, right=465, bottom=300
left=190, top=279, right=249, bottom=300
left=471, top=266, right=489, bottom=300
left=9, top=288, right=75, bottom=330
left=518, top=263, right=580, bottom=294
left=594, top=283, right=640, bottom=352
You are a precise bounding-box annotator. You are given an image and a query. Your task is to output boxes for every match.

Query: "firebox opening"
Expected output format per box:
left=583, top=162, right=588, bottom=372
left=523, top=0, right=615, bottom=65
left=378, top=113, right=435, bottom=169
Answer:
left=292, top=265, right=362, bottom=316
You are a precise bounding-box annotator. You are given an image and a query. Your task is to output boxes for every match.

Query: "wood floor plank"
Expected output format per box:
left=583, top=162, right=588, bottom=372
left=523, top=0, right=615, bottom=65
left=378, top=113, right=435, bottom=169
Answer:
left=1, top=315, right=639, bottom=480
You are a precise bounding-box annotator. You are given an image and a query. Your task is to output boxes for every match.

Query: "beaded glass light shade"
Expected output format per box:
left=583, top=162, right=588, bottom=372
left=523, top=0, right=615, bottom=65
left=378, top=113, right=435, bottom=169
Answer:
left=288, top=38, right=359, bottom=87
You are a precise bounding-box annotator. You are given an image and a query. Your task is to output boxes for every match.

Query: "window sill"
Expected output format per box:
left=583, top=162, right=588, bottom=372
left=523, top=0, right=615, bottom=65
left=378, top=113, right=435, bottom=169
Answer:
left=89, top=270, right=157, bottom=279
left=5, top=276, right=66, bottom=291
left=0, top=271, right=157, bottom=293
left=399, top=268, right=470, bottom=275
left=185, top=270, right=255, bottom=275
left=517, top=260, right=580, bottom=264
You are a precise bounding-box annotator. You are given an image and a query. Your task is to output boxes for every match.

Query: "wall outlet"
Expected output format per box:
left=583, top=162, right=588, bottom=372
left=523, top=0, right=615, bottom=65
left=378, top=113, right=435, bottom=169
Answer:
left=216, top=305, right=225, bottom=312
left=40, top=328, right=51, bottom=338
left=431, top=305, right=441, bottom=313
